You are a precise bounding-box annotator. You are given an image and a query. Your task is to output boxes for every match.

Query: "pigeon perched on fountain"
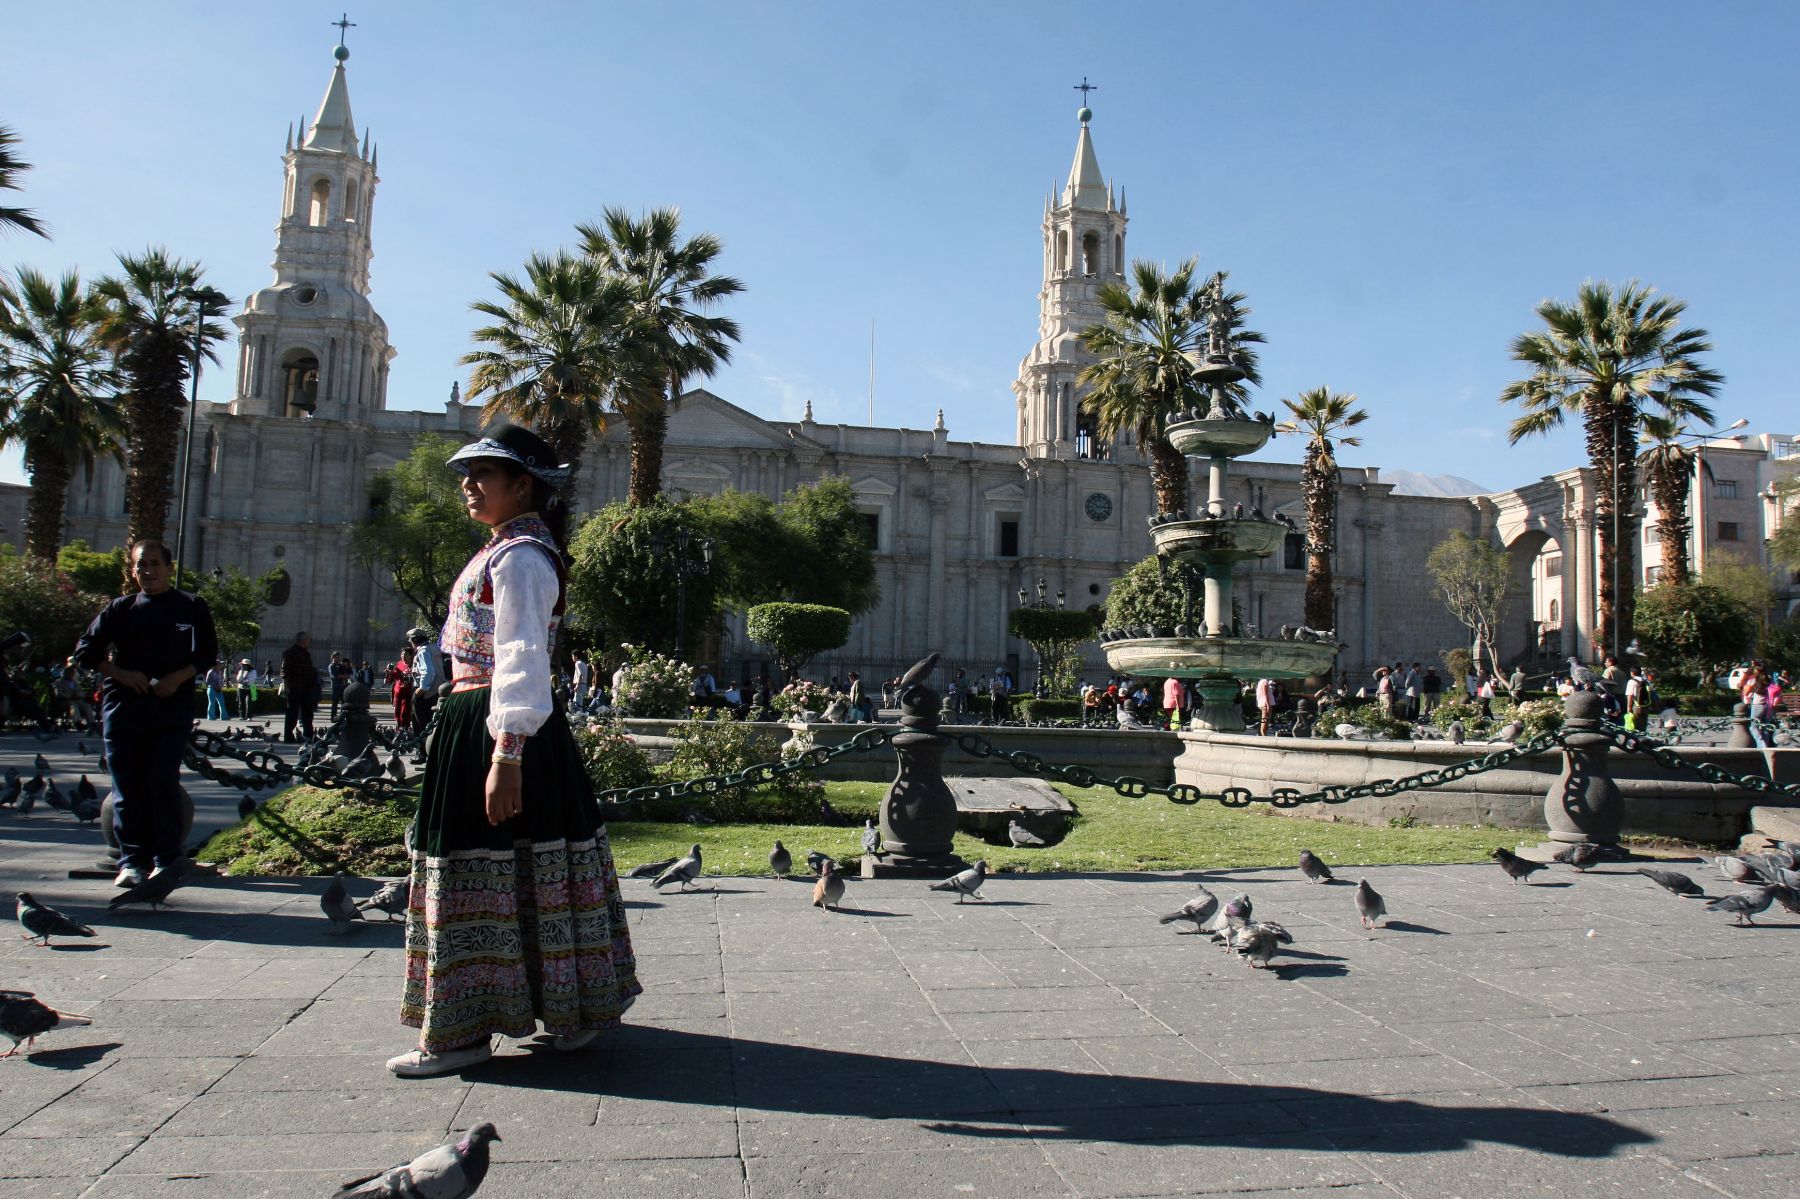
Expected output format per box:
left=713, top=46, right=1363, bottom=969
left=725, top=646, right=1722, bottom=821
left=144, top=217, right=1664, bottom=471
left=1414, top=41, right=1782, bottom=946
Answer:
left=1448, top=719, right=1465, bottom=745
left=861, top=819, right=884, bottom=860
left=1232, top=502, right=1245, bottom=519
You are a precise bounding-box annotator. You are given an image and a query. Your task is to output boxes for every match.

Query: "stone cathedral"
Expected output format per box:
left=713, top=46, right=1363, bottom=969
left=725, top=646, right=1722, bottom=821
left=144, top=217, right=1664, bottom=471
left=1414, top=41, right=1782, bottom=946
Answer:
left=61, top=44, right=1526, bottom=684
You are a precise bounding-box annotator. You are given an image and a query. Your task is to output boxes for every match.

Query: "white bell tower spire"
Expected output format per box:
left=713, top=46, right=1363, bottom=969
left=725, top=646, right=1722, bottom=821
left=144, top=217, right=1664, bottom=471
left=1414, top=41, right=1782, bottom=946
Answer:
left=1012, top=96, right=1127, bottom=458
left=230, top=30, right=394, bottom=420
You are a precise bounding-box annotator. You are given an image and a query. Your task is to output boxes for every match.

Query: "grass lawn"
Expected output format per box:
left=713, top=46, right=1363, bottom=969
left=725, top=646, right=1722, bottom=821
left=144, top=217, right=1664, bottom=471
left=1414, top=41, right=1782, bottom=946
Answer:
left=200, top=778, right=1538, bottom=878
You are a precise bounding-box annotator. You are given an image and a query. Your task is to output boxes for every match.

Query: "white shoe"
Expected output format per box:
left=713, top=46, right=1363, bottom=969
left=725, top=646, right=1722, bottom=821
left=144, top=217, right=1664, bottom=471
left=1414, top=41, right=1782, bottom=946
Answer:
left=553, top=1029, right=599, bottom=1052
left=386, top=1041, right=492, bottom=1077
left=113, top=866, right=147, bottom=889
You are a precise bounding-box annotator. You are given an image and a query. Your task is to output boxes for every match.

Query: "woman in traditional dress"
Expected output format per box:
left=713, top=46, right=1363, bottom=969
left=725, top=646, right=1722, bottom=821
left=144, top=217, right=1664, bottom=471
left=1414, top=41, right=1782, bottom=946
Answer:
left=389, top=422, right=640, bottom=1077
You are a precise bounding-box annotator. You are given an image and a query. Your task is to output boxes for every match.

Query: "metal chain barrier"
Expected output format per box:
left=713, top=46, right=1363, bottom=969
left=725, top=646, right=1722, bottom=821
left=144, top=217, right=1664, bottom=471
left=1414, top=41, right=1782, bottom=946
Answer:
left=593, top=724, right=899, bottom=806
left=1601, top=724, right=1800, bottom=798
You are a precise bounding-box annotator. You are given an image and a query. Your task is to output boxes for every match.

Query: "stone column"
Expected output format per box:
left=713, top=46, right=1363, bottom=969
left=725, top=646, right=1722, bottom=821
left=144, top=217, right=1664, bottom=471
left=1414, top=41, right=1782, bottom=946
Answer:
left=1573, top=511, right=1597, bottom=658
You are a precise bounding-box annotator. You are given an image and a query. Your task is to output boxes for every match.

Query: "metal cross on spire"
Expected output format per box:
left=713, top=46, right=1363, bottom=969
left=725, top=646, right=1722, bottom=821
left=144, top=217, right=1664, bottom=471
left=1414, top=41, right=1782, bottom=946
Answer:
left=1073, top=77, right=1099, bottom=104
left=332, top=13, right=357, bottom=46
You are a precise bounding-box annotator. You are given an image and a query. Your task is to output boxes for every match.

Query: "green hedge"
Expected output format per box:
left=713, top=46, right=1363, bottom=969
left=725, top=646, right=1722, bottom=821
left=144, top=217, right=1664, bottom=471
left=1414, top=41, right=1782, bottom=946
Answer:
left=1016, top=696, right=1084, bottom=721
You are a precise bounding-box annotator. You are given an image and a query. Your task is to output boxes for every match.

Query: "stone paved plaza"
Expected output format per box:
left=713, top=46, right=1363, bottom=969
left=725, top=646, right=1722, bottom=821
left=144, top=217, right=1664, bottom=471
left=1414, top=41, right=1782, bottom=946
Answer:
left=3, top=730, right=1800, bottom=1198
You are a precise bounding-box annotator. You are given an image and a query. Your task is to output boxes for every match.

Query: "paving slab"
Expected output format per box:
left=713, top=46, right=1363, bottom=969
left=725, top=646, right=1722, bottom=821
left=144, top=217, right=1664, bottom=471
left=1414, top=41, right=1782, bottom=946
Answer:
left=6, top=728, right=1800, bottom=1197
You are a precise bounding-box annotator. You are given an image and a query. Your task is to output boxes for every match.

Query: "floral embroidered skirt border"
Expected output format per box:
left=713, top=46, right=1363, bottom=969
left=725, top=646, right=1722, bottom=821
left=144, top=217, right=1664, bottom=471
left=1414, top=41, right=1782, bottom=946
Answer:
left=400, top=686, right=640, bottom=1052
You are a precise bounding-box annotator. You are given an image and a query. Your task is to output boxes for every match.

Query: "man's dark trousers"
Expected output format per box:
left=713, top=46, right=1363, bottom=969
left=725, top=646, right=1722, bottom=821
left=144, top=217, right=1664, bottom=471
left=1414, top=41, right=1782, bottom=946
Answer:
left=106, top=722, right=187, bottom=872
left=285, top=689, right=313, bottom=742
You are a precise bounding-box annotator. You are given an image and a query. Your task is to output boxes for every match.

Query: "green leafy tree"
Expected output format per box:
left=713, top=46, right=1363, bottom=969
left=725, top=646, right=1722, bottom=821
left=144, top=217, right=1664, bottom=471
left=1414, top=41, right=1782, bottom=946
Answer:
left=1277, top=387, right=1367, bottom=630
left=194, top=566, right=270, bottom=660
left=769, top=477, right=879, bottom=615
left=1007, top=606, right=1099, bottom=698
left=350, top=433, right=485, bottom=628
left=683, top=488, right=786, bottom=608
left=1426, top=532, right=1510, bottom=677
left=1763, top=619, right=1800, bottom=675
left=0, top=552, right=107, bottom=666
left=461, top=252, right=645, bottom=500
left=745, top=602, right=852, bottom=680
left=0, top=267, right=124, bottom=560
left=1697, top=552, right=1778, bottom=642
left=1633, top=581, right=1755, bottom=683
left=55, top=539, right=127, bottom=596
left=91, top=254, right=230, bottom=550
left=0, top=124, right=48, bottom=239
left=567, top=500, right=724, bottom=658
left=578, top=207, right=743, bottom=507
left=1104, top=554, right=1187, bottom=632
left=1501, top=280, right=1722, bottom=660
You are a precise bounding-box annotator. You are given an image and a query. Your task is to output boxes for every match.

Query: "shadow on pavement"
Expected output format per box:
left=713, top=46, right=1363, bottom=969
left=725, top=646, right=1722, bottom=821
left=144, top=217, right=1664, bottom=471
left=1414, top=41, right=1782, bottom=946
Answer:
left=473, top=1026, right=1655, bottom=1157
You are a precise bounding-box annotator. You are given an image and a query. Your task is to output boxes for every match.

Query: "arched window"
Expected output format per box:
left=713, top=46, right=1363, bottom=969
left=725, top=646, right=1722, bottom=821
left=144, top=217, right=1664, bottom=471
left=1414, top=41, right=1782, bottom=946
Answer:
left=280, top=348, right=321, bottom=416
left=344, top=178, right=359, bottom=223
left=1056, top=230, right=1069, bottom=272
left=1082, top=232, right=1100, bottom=275
left=308, top=178, right=330, bottom=226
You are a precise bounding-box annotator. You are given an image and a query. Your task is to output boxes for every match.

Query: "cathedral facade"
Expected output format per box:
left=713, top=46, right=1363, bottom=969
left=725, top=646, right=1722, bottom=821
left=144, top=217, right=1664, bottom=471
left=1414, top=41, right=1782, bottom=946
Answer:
left=58, top=45, right=1508, bottom=685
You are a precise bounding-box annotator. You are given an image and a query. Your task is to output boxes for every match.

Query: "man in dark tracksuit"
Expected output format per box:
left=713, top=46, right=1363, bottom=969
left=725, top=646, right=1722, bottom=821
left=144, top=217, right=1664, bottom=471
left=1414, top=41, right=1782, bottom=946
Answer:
left=73, top=540, right=218, bottom=888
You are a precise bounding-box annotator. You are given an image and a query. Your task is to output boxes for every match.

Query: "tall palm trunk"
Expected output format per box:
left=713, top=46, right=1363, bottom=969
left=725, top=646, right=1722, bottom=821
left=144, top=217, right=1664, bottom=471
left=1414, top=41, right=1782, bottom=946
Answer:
left=538, top=407, right=587, bottom=503
left=1148, top=435, right=1189, bottom=515
left=22, top=438, right=72, bottom=561
left=1584, top=400, right=1637, bottom=659
left=1649, top=467, right=1692, bottom=585
left=626, top=404, right=669, bottom=508
left=122, top=337, right=189, bottom=545
left=1301, top=441, right=1336, bottom=630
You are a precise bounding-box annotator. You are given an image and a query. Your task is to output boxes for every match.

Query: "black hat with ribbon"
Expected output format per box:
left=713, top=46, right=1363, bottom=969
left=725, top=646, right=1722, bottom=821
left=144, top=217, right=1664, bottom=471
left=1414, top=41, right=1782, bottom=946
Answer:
left=446, top=420, right=571, bottom=487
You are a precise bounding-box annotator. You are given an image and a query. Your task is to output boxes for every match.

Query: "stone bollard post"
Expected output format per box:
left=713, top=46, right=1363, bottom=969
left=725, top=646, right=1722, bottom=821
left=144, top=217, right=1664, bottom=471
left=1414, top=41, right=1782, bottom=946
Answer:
left=1543, top=691, right=1623, bottom=852
left=875, top=652, right=967, bottom=878
left=1726, top=703, right=1755, bottom=749
left=98, top=786, right=195, bottom=869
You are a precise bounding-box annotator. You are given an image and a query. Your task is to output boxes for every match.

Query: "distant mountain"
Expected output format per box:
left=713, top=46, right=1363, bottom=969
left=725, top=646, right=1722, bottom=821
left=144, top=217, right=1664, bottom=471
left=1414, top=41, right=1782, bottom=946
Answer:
left=1381, top=470, right=1493, bottom=498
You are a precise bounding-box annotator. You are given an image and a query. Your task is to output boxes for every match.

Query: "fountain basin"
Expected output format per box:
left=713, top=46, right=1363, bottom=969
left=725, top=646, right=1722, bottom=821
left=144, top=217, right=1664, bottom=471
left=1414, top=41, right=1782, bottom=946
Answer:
left=1103, top=635, right=1337, bottom=681
left=1167, top=417, right=1273, bottom=459
left=1151, top=517, right=1287, bottom=564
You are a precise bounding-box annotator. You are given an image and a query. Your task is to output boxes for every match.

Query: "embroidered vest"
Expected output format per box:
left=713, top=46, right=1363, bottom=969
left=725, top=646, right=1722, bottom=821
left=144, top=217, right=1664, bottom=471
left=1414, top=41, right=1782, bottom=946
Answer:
left=439, top=515, right=566, bottom=670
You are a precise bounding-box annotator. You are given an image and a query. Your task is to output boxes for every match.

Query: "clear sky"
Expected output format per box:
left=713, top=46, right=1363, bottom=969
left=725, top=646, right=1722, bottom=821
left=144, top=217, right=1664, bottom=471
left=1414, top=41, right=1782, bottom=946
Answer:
left=3, top=1, right=1795, bottom=491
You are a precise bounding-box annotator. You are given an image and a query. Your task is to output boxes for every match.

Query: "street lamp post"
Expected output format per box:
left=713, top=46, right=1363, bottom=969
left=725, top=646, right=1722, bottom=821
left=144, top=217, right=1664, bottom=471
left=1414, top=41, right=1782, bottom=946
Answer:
left=1014, top=576, right=1066, bottom=696
left=652, top=528, right=715, bottom=659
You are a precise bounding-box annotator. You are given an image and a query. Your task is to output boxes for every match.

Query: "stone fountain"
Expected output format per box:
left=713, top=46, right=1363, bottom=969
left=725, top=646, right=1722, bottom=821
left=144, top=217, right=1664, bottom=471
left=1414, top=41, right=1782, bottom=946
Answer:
left=1101, top=346, right=1338, bottom=731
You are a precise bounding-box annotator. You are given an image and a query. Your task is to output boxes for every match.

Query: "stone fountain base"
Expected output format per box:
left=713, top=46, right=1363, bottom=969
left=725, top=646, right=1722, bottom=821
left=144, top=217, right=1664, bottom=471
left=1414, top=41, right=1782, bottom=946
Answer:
left=1104, top=635, right=1338, bottom=732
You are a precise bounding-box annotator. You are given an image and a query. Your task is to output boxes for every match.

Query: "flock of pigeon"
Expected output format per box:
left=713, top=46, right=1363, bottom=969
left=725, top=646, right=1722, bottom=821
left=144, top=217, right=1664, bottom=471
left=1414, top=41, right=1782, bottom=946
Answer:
left=1494, top=841, right=1800, bottom=926
left=1, top=761, right=103, bottom=824
left=1154, top=848, right=1385, bottom=969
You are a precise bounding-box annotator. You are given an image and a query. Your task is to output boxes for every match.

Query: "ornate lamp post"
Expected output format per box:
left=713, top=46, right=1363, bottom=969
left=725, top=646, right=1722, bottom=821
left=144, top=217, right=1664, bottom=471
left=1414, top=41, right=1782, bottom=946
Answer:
left=652, top=528, right=715, bottom=658
left=1013, top=576, right=1066, bottom=695
left=173, top=286, right=230, bottom=580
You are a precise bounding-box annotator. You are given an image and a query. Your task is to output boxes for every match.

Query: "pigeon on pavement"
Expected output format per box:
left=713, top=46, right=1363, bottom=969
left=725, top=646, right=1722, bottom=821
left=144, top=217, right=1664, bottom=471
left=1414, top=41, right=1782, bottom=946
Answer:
left=355, top=878, right=411, bottom=922
left=1, top=990, right=93, bottom=1057
left=43, top=779, right=67, bottom=811
left=812, top=859, right=845, bottom=912
left=1, top=773, right=18, bottom=807
left=1354, top=878, right=1387, bottom=929
left=1210, top=893, right=1255, bottom=948
left=651, top=845, right=703, bottom=890
left=1158, top=885, right=1219, bottom=933
left=1637, top=867, right=1706, bottom=898
left=768, top=841, right=792, bottom=878
left=1007, top=820, right=1047, bottom=848
left=237, top=795, right=257, bottom=821
left=861, top=819, right=884, bottom=859
left=14, top=787, right=35, bottom=816
left=69, top=790, right=101, bottom=824
left=626, top=857, right=678, bottom=879
left=1772, top=885, right=1800, bottom=915
left=928, top=860, right=989, bottom=903
left=805, top=850, right=838, bottom=877
left=33, top=753, right=50, bottom=774
left=1553, top=843, right=1602, bottom=872
left=332, top=1121, right=501, bottom=1198
left=17, top=892, right=96, bottom=946
left=1298, top=849, right=1334, bottom=883
left=109, top=863, right=187, bottom=911
left=1234, top=922, right=1293, bottom=968
left=75, top=775, right=97, bottom=802
left=321, top=873, right=364, bottom=934
left=1493, top=847, right=1547, bottom=884
left=1705, top=885, right=1780, bottom=926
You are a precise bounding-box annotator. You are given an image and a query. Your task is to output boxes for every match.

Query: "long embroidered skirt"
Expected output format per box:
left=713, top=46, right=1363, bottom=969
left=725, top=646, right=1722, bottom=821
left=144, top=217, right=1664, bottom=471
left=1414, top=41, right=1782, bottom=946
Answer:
left=401, top=687, right=640, bottom=1052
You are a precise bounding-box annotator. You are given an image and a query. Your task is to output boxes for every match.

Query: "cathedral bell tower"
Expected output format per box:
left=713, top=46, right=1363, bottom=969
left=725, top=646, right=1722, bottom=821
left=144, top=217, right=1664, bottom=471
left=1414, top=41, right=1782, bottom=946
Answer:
left=230, top=38, right=394, bottom=420
left=1013, top=103, right=1127, bottom=459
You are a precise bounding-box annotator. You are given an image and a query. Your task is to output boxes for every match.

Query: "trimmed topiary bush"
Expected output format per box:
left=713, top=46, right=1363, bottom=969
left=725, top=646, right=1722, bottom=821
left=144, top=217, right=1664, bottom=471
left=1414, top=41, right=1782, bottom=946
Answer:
left=746, top=602, right=852, bottom=679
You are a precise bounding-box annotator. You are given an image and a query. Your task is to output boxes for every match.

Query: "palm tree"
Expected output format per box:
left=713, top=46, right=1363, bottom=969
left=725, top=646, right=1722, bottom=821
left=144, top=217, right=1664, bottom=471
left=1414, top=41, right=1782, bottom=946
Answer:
left=462, top=252, right=643, bottom=499
left=0, top=125, right=49, bottom=238
left=1078, top=259, right=1211, bottom=514
left=91, top=250, right=232, bottom=546
left=1500, top=281, right=1721, bottom=660
left=1277, top=388, right=1368, bottom=630
left=1636, top=415, right=1712, bottom=587
left=0, top=268, right=124, bottom=559
left=577, top=207, right=743, bottom=508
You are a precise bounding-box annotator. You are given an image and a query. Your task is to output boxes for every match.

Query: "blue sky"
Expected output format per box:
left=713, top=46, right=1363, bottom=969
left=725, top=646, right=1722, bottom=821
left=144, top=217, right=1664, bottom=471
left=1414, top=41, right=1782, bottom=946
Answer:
left=4, top=1, right=1795, bottom=491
